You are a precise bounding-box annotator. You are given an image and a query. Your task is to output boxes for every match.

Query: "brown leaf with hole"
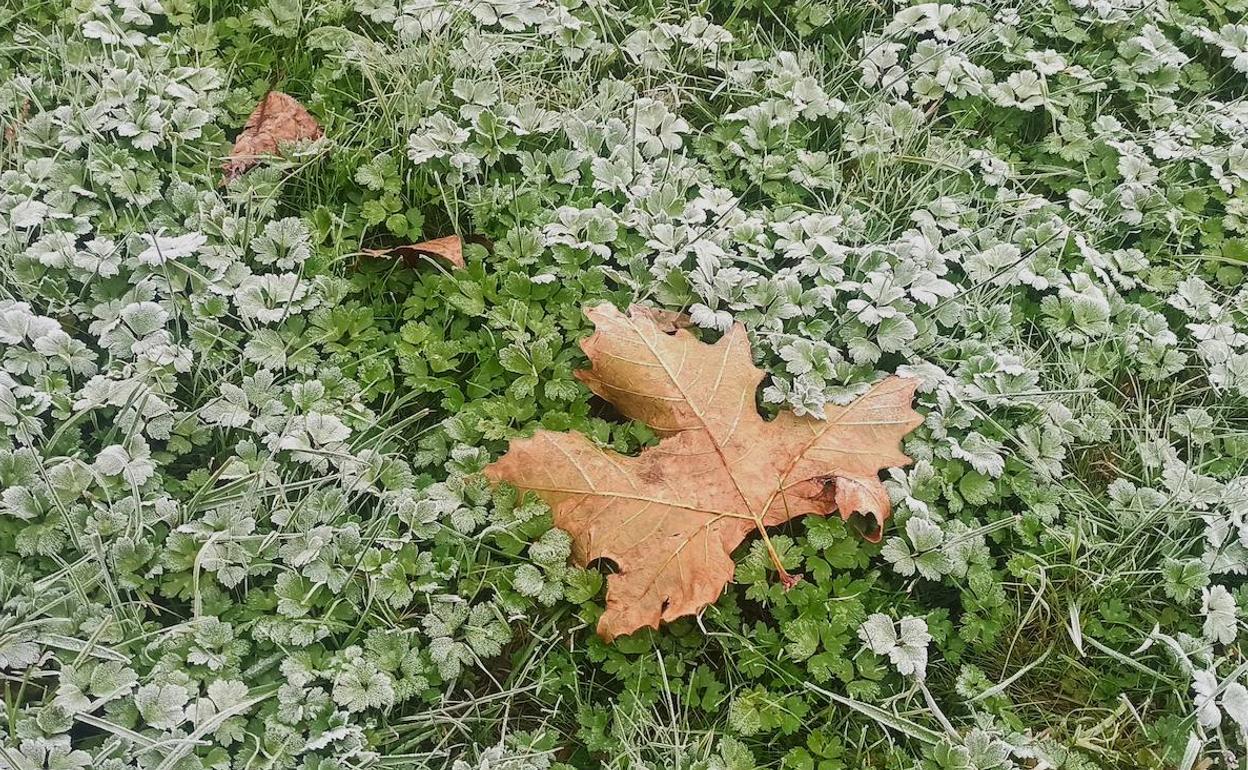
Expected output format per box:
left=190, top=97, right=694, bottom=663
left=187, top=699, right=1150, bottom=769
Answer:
left=362, top=235, right=465, bottom=270
left=627, top=305, right=693, bottom=333
left=4, top=99, right=30, bottom=147
left=484, top=303, right=923, bottom=641
left=223, top=91, right=322, bottom=181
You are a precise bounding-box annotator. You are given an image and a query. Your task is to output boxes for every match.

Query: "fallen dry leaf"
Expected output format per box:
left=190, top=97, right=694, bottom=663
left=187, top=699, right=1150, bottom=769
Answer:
left=485, top=303, right=923, bottom=641
left=223, top=91, right=322, bottom=181
left=362, top=235, right=465, bottom=270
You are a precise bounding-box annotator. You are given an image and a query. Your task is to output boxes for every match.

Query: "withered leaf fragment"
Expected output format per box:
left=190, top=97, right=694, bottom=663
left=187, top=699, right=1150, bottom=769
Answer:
left=484, top=304, right=923, bottom=641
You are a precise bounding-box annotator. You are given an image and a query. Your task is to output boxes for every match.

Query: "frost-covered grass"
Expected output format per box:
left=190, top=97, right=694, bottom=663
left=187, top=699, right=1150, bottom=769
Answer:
left=4, top=0, right=1248, bottom=768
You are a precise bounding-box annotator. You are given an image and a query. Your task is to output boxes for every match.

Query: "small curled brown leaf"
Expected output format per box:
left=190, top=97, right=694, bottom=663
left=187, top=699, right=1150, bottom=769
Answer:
left=223, top=91, right=322, bottom=181
left=361, top=235, right=465, bottom=270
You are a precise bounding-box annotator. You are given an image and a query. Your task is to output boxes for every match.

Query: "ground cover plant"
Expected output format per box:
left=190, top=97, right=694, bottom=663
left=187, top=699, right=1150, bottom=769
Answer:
left=3, top=0, right=1248, bottom=767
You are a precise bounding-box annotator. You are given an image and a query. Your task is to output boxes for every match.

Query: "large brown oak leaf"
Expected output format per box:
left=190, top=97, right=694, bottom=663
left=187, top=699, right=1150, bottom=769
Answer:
left=484, top=304, right=923, bottom=641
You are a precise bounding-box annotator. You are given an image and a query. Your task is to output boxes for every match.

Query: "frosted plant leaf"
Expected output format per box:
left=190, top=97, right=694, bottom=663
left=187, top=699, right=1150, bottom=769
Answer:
left=908, top=270, right=956, bottom=307
left=987, top=70, right=1046, bottom=110
left=857, top=613, right=897, bottom=655
left=876, top=315, right=918, bottom=352
left=52, top=680, right=92, bottom=716
left=907, top=516, right=943, bottom=552
left=883, top=534, right=923, bottom=576
left=136, top=231, right=207, bottom=265
left=332, top=662, right=395, bottom=713
left=395, top=0, right=451, bottom=39
left=1, top=484, right=41, bottom=519
left=407, top=113, right=469, bottom=164
left=1026, top=49, right=1068, bottom=76
left=93, top=437, right=156, bottom=485
left=949, top=433, right=1006, bottom=478
left=243, top=329, right=288, bottom=368
left=0, top=307, right=27, bottom=346
left=135, top=682, right=190, bottom=729
left=777, top=338, right=834, bottom=378
left=355, top=0, right=397, bottom=23
left=896, top=362, right=954, bottom=395
left=10, top=738, right=91, bottom=770
left=860, top=38, right=907, bottom=94
left=962, top=727, right=1014, bottom=769
left=1168, top=277, right=1217, bottom=319
left=427, top=635, right=471, bottom=680
left=939, top=521, right=985, bottom=579
left=10, top=199, right=49, bottom=229
left=965, top=243, right=1024, bottom=287
left=858, top=613, right=931, bottom=680
left=465, top=603, right=509, bottom=657
left=632, top=97, right=690, bottom=156
left=528, top=528, right=571, bottom=567
left=882, top=517, right=951, bottom=580
left=235, top=273, right=314, bottom=323
left=690, top=303, right=733, bottom=332
left=86, top=660, right=139, bottom=700
left=250, top=217, right=311, bottom=269
left=201, top=383, right=252, bottom=428
left=1202, top=585, right=1238, bottom=644
left=118, top=301, right=169, bottom=338
left=1138, top=439, right=1175, bottom=469
left=1225, top=681, right=1248, bottom=730
left=1161, top=558, right=1209, bottom=602
left=0, top=637, right=40, bottom=668
left=33, top=331, right=97, bottom=376
left=1197, top=24, right=1248, bottom=73
left=1124, top=24, right=1189, bottom=73
left=512, top=564, right=545, bottom=597
left=94, top=445, right=130, bottom=477
left=207, top=679, right=250, bottom=710
left=893, top=616, right=932, bottom=679
left=1172, top=407, right=1215, bottom=445
left=706, top=737, right=755, bottom=770
left=1193, top=669, right=1222, bottom=728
